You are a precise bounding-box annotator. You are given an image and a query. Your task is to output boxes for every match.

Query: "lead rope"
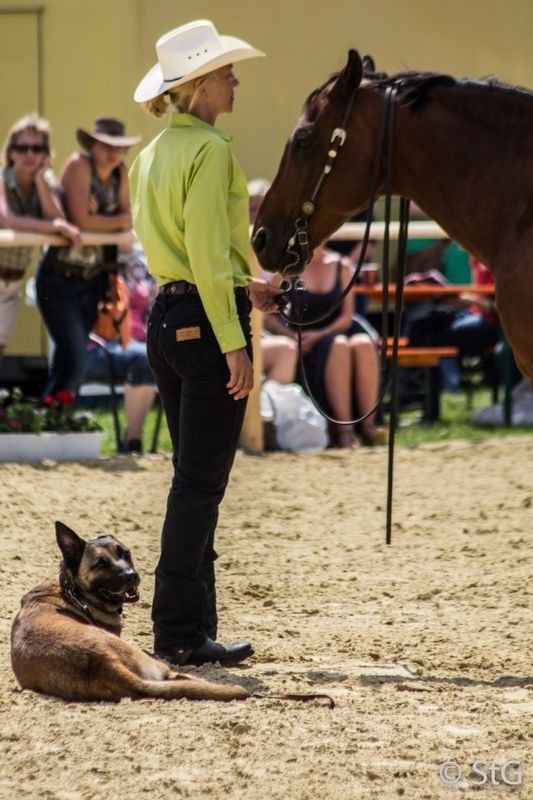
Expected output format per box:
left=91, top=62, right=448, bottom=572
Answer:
left=286, top=87, right=409, bottom=429
left=280, top=87, right=400, bottom=431
left=385, top=196, right=410, bottom=544
left=381, top=89, right=409, bottom=546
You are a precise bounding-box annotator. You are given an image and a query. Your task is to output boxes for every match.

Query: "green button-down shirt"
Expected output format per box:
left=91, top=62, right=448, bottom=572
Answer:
left=129, top=113, right=253, bottom=352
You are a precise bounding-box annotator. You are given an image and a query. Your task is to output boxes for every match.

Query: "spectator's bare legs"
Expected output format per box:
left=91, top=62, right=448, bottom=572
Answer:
left=324, top=335, right=356, bottom=448
left=124, top=384, right=158, bottom=443
left=350, top=333, right=385, bottom=445
left=262, top=336, right=297, bottom=384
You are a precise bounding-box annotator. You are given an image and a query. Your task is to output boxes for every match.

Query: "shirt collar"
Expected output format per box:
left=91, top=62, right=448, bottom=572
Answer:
left=170, top=113, right=232, bottom=143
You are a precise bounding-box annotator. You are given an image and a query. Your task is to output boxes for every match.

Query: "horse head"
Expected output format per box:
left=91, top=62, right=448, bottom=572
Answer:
left=252, top=50, right=382, bottom=275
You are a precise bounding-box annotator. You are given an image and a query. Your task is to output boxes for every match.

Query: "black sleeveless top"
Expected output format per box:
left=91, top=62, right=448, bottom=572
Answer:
left=285, top=261, right=344, bottom=413
left=86, top=159, right=121, bottom=216
left=45, top=157, right=121, bottom=272
left=286, top=260, right=343, bottom=330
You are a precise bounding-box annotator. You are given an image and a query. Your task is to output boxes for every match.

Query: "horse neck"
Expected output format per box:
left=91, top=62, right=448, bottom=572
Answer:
left=391, top=87, right=533, bottom=266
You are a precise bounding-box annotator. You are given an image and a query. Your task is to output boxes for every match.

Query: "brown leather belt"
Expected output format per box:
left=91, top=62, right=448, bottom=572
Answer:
left=0, top=266, right=25, bottom=282
left=159, top=280, right=248, bottom=297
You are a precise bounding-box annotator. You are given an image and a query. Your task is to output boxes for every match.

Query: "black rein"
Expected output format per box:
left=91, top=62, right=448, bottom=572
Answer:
left=279, top=84, right=410, bottom=545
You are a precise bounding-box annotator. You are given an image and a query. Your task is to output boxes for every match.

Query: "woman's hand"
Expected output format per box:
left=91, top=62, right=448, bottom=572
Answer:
left=52, top=218, right=83, bottom=252
left=114, top=212, right=133, bottom=231
left=225, top=347, right=253, bottom=400
left=34, top=156, right=51, bottom=183
left=300, top=329, right=323, bottom=355
left=458, top=291, right=495, bottom=314
left=249, top=279, right=285, bottom=312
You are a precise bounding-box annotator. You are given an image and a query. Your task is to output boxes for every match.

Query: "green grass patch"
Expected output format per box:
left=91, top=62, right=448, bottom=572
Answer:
left=92, top=388, right=533, bottom=456
left=392, top=389, right=533, bottom=446
left=91, top=404, right=172, bottom=456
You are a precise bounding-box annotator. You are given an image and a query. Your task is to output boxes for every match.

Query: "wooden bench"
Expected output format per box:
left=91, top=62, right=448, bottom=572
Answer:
left=384, top=345, right=459, bottom=422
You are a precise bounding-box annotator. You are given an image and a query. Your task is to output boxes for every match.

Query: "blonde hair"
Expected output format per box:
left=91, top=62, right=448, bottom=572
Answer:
left=142, top=69, right=224, bottom=118
left=1, top=113, right=52, bottom=167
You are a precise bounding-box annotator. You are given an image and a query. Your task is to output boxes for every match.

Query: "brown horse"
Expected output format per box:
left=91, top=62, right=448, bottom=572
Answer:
left=252, top=50, right=533, bottom=377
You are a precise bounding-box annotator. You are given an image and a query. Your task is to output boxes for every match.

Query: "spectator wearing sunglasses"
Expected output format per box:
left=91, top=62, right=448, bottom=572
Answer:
left=0, top=114, right=80, bottom=361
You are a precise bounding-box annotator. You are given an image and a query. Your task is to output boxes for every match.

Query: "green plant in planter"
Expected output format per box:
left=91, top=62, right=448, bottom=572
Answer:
left=0, top=388, right=102, bottom=434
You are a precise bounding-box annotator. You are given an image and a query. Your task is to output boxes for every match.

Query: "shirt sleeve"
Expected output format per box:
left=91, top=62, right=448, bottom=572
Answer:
left=183, top=138, right=246, bottom=353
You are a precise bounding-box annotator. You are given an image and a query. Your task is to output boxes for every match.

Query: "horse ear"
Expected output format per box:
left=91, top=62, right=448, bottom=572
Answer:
left=362, top=54, right=376, bottom=75
left=335, top=50, right=363, bottom=92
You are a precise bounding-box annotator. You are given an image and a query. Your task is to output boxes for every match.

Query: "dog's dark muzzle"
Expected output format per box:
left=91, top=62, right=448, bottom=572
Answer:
left=101, top=569, right=140, bottom=604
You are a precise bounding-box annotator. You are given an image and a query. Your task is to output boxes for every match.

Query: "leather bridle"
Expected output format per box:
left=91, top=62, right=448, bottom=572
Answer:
left=284, top=92, right=357, bottom=274
left=279, top=81, right=411, bottom=544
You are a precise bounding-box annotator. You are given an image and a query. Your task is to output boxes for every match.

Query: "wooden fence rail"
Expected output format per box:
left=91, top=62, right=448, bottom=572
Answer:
left=0, top=221, right=450, bottom=454
left=0, top=221, right=448, bottom=249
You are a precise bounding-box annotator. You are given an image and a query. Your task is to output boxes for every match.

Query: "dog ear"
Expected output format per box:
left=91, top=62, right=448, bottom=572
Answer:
left=55, top=521, right=86, bottom=570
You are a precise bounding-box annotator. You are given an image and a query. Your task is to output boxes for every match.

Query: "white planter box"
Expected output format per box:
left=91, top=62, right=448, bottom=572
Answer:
left=0, top=432, right=103, bottom=462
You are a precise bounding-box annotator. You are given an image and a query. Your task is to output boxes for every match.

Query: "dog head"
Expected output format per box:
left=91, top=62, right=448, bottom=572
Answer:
left=55, top=521, right=140, bottom=610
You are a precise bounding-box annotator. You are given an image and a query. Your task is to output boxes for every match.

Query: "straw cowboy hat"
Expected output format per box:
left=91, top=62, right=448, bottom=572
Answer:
left=76, top=118, right=142, bottom=150
left=134, top=19, right=264, bottom=103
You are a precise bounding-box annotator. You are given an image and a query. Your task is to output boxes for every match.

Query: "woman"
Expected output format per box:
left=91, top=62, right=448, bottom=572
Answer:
left=130, top=20, right=279, bottom=667
left=265, top=242, right=385, bottom=448
left=0, top=114, right=80, bottom=361
left=36, top=117, right=141, bottom=397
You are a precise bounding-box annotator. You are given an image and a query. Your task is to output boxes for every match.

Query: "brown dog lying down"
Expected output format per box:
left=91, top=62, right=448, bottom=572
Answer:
left=10, top=522, right=248, bottom=702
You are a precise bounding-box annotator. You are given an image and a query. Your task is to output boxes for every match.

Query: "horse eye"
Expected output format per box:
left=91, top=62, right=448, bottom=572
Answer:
left=294, top=131, right=313, bottom=150
left=295, top=134, right=313, bottom=150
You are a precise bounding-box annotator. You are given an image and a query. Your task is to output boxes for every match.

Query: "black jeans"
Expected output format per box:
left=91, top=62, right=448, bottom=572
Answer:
left=36, top=252, right=105, bottom=395
left=147, top=289, right=252, bottom=650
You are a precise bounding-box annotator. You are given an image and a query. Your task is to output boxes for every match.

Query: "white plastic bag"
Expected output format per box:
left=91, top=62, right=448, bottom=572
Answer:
left=260, top=379, right=329, bottom=453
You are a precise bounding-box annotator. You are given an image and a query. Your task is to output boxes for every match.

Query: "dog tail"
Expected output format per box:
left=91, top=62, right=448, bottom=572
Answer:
left=139, top=675, right=249, bottom=702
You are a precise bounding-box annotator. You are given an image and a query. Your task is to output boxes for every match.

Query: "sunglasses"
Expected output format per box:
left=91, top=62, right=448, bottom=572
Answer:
left=12, top=144, right=48, bottom=154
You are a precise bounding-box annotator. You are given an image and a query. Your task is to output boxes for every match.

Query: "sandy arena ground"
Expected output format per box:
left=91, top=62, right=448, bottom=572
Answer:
left=0, top=437, right=531, bottom=799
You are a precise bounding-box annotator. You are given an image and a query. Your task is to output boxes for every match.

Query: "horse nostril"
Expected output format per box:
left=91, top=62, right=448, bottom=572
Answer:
left=252, top=227, right=269, bottom=254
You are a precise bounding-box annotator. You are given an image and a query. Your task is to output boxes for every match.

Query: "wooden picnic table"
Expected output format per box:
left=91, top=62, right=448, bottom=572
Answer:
left=355, top=282, right=515, bottom=425
left=354, top=283, right=495, bottom=300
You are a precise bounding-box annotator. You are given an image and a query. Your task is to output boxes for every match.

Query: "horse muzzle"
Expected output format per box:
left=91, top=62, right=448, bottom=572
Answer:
left=252, top=225, right=307, bottom=276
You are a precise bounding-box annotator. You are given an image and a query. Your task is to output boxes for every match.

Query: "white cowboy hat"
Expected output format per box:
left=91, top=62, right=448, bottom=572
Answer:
left=76, top=118, right=142, bottom=150
left=134, top=19, right=265, bottom=103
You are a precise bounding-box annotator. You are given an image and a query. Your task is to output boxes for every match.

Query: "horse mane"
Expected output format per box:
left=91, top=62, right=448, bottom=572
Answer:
left=369, top=69, right=533, bottom=114
left=304, top=61, right=533, bottom=144
left=376, top=72, right=457, bottom=110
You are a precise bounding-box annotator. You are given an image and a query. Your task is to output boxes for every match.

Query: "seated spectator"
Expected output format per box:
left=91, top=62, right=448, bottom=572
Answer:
left=0, top=113, right=80, bottom=361
left=264, top=241, right=385, bottom=448
left=327, top=208, right=377, bottom=316
left=84, top=249, right=157, bottom=454
left=261, top=333, right=297, bottom=384
left=407, top=256, right=499, bottom=392
left=36, top=117, right=141, bottom=396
